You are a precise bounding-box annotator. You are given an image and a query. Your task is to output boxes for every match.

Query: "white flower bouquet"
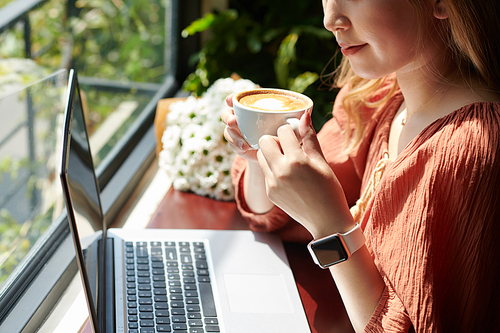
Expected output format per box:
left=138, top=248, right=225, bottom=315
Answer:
left=158, top=77, right=258, bottom=201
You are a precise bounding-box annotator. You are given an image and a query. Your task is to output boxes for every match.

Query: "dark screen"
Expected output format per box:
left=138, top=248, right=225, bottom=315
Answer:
left=60, top=70, right=106, bottom=331
left=312, top=236, right=348, bottom=267
left=66, top=81, right=104, bottom=233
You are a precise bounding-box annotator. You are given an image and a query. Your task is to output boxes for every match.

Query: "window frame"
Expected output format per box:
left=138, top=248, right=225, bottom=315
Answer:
left=0, top=0, right=201, bottom=331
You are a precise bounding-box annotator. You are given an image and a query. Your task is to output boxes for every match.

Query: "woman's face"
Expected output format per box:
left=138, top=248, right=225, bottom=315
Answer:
left=322, top=0, right=442, bottom=79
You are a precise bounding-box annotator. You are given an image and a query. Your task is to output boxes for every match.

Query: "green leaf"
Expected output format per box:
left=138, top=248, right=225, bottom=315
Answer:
left=289, top=72, right=319, bottom=93
left=274, top=33, right=299, bottom=88
left=182, top=13, right=216, bottom=37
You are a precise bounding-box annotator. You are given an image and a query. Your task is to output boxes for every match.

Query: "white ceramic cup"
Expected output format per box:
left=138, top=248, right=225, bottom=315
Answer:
left=232, top=88, right=313, bottom=149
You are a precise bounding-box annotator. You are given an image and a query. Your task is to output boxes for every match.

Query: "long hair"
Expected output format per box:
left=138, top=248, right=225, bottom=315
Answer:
left=330, top=0, right=500, bottom=151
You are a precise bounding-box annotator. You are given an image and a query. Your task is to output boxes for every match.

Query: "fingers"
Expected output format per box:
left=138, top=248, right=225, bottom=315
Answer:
left=298, top=110, right=326, bottom=160
left=225, top=93, right=234, bottom=108
left=221, top=107, right=237, bottom=128
left=224, top=125, right=251, bottom=150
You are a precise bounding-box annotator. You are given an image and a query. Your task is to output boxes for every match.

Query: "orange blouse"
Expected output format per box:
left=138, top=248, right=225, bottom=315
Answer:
left=230, top=81, right=500, bottom=332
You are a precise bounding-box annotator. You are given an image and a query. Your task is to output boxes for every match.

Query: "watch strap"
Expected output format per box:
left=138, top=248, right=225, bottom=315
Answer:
left=339, top=223, right=365, bottom=256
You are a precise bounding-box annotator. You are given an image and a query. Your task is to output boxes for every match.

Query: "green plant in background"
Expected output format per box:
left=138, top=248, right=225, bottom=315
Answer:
left=182, top=0, right=342, bottom=129
left=68, top=0, right=166, bottom=83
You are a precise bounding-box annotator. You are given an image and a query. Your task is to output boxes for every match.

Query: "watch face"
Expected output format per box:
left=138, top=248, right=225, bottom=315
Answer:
left=309, top=235, right=349, bottom=268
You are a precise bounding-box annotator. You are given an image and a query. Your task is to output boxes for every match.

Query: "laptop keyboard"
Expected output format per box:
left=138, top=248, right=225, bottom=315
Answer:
left=125, top=241, right=220, bottom=333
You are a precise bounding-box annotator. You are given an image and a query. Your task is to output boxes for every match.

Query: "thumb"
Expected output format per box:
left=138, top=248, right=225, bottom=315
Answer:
left=299, top=110, right=325, bottom=160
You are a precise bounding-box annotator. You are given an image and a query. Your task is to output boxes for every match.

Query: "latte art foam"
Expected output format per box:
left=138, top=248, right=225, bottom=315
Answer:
left=239, top=93, right=307, bottom=111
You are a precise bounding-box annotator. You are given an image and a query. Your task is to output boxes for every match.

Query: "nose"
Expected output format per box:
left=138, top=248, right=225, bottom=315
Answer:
left=323, top=0, right=350, bottom=33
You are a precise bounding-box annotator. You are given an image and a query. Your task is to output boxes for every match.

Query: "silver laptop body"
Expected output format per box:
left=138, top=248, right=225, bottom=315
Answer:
left=59, top=69, right=311, bottom=333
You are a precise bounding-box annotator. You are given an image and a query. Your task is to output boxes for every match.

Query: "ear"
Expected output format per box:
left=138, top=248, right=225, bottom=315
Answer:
left=433, top=0, right=449, bottom=19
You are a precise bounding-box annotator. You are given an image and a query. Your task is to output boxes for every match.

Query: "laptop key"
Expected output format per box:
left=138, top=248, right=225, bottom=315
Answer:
left=184, top=291, right=198, bottom=298
left=139, top=297, right=153, bottom=305
left=157, top=324, right=172, bottom=332
left=186, top=305, right=200, bottom=312
left=189, top=328, right=204, bottom=333
left=173, top=323, right=187, bottom=330
left=140, top=313, right=154, bottom=319
left=165, top=248, right=178, bottom=261
left=157, top=317, right=171, bottom=324
left=140, top=328, right=155, bottom=333
left=205, top=326, right=220, bottom=332
left=198, top=283, right=217, bottom=317
left=156, top=310, right=170, bottom=317
left=136, top=247, right=148, bottom=258
left=188, top=319, right=202, bottom=327
left=155, top=302, right=169, bottom=309
left=155, top=295, right=168, bottom=302
left=195, top=261, right=208, bottom=270
left=140, top=320, right=154, bottom=327
left=172, top=315, right=186, bottom=323
left=139, top=305, right=153, bottom=312
left=154, top=282, right=167, bottom=288
left=155, top=288, right=168, bottom=295
left=187, top=313, right=201, bottom=319
left=198, top=276, right=210, bottom=283
left=171, top=308, right=185, bottom=315
left=204, top=318, right=218, bottom=325
left=154, top=276, right=166, bottom=282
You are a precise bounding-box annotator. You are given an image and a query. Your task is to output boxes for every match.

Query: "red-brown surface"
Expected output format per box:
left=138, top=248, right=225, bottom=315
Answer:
left=81, top=188, right=354, bottom=333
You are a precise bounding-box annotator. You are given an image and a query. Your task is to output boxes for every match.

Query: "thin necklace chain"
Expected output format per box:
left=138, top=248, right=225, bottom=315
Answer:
left=401, top=85, right=449, bottom=126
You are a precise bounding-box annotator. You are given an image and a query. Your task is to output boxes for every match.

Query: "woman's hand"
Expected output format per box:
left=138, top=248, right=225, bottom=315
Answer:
left=257, top=110, right=355, bottom=238
left=222, top=94, right=258, bottom=162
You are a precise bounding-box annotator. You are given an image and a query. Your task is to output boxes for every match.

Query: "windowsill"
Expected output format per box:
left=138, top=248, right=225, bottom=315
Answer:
left=37, top=158, right=172, bottom=333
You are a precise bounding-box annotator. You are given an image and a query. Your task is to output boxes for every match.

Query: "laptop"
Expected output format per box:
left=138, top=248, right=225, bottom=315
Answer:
left=59, top=69, right=311, bottom=333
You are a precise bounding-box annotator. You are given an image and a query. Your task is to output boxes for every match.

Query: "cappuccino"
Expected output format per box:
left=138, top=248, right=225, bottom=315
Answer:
left=232, top=88, right=313, bottom=148
left=238, top=90, right=308, bottom=112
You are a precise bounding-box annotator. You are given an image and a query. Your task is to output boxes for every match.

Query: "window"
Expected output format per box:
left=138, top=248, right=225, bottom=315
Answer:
left=0, top=0, right=199, bottom=330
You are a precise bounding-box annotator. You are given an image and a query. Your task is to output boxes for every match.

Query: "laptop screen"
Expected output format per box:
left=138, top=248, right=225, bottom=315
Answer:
left=60, top=69, right=106, bottom=332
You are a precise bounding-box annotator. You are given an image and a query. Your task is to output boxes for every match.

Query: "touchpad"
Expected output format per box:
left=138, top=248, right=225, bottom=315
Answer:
left=223, top=274, right=294, bottom=313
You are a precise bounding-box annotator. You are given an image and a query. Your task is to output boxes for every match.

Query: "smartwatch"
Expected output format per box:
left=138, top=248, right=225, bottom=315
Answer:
left=307, top=224, right=365, bottom=268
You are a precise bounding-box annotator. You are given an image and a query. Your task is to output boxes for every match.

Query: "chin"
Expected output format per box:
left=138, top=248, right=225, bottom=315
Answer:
left=349, top=61, right=393, bottom=80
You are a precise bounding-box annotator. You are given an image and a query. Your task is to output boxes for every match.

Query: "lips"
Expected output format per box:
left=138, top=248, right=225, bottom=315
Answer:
left=339, top=43, right=367, bottom=56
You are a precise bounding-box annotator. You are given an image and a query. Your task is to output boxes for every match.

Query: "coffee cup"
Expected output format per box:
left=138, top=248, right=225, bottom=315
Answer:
left=232, top=88, right=313, bottom=149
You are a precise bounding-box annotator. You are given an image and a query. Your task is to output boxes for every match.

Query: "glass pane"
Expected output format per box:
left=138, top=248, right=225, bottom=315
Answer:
left=0, top=69, right=68, bottom=290
left=0, top=0, right=169, bottom=165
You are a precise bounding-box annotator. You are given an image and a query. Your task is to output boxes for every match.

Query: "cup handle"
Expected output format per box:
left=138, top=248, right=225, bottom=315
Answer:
left=286, top=117, right=301, bottom=140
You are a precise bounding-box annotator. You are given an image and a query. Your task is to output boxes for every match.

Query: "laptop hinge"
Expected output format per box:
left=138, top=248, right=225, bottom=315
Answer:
left=105, top=238, right=115, bottom=332
left=97, top=238, right=115, bottom=333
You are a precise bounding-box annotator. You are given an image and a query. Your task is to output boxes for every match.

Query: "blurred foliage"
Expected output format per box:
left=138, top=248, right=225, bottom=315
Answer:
left=0, top=207, right=54, bottom=286
left=182, top=0, right=342, bottom=129
left=68, top=0, right=166, bottom=83
left=0, top=75, right=66, bottom=288
left=0, top=0, right=166, bottom=82
left=0, top=0, right=168, bottom=289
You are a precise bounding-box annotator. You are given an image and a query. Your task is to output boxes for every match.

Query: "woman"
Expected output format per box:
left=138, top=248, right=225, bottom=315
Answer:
left=222, top=0, right=500, bottom=331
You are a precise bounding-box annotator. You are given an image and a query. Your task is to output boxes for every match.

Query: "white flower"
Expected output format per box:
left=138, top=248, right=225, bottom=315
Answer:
left=158, top=77, right=258, bottom=200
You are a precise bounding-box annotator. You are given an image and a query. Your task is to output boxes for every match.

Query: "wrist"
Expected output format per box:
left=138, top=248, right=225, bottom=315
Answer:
left=310, top=213, right=356, bottom=240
